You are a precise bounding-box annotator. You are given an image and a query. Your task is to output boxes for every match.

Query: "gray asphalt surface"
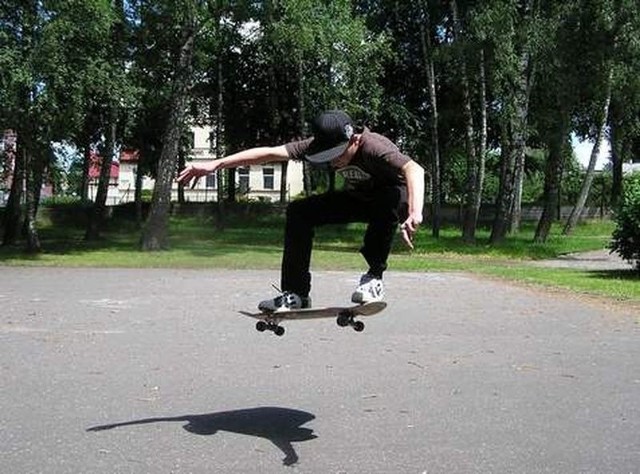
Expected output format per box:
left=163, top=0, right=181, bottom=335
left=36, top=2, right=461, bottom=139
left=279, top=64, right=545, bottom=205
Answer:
left=530, top=249, right=634, bottom=271
left=1, top=267, right=638, bottom=473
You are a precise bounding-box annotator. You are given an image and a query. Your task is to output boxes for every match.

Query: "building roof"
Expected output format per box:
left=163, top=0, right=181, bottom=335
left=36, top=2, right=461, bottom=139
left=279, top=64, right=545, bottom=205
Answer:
left=120, top=149, right=139, bottom=163
left=88, top=152, right=120, bottom=179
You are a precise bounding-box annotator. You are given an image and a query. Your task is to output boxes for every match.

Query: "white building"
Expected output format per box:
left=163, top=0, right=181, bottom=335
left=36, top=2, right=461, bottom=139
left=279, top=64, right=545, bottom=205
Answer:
left=622, top=162, right=640, bottom=175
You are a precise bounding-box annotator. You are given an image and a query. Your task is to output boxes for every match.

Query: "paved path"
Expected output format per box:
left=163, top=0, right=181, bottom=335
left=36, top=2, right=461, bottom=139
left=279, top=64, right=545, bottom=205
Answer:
left=531, top=249, right=634, bottom=271
left=1, top=267, right=638, bottom=473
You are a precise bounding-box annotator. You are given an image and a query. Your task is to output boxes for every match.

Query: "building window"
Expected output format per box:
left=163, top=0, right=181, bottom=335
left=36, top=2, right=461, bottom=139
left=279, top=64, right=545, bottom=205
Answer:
left=238, top=167, right=249, bottom=194
left=206, top=172, right=217, bottom=189
left=263, top=167, right=274, bottom=190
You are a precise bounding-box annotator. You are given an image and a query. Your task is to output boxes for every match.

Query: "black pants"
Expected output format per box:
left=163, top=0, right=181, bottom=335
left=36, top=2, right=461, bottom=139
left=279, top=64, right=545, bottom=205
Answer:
left=281, top=186, right=408, bottom=297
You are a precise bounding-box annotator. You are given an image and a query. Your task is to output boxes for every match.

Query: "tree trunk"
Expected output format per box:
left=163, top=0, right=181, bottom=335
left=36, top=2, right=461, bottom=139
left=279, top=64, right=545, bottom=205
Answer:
left=295, top=57, right=312, bottom=197
left=215, top=48, right=226, bottom=229
left=3, top=6, right=35, bottom=246
left=490, top=122, right=516, bottom=244
left=23, top=146, right=46, bottom=253
left=534, top=112, right=569, bottom=243
left=419, top=0, right=441, bottom=238
left=141, top=15, right=196, bottom=251
left=610, top=137, right=623, bottom=210
left=2, top=135, right=26, bottom=246
left=263, top=0, right=289, bottom=205
left=85, top=114, right=116, bottom=241
left=511, top=148, right=525, bottom=233
left=135, top=151, right=144, bottom=227
left=609, top=102, right=623, bottom=208
left=563, top=70, right=612, bottom=235
left=226, top=168, right=236, bottom=202
left=473, top=48, right=488, bottom=230
left=177, top=147, right=186, bottom=204
left=81, top=138, right=91, bottom=201
left=279, top=161, right=289, bottom=203
left=491, top=52, right=534, bottom=243
left=79, top=112, right=95, bottom=202
left=510, top=57, right=535, bottom=234
left=450, top=0, right=480, bottom=243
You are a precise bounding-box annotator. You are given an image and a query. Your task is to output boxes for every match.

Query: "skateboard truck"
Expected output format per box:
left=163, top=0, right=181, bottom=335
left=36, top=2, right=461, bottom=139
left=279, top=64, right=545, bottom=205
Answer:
left=336, top=310, right=365, bottom=332
left=255, top=318, right=286, bottom=336
left=254, top=311, right=364, bottom=335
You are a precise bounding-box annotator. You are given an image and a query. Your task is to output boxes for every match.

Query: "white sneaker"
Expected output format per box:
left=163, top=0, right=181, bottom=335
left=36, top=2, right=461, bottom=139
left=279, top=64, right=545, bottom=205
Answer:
left=258, top=292, right=311, bottom=313
left=351, top=274, right=385, bottom=304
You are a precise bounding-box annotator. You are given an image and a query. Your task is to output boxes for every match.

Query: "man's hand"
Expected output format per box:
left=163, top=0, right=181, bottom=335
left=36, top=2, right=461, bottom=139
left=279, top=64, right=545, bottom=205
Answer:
left=177, top=162, right=217, bottom=187
left=399, top=160, right=425, bottom=250
left=400, top=213, right=422, bottom=249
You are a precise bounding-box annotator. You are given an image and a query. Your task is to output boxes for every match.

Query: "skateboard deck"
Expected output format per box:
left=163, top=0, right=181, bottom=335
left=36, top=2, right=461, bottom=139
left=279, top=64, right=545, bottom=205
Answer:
left=239, top=301, right=387, bottom=336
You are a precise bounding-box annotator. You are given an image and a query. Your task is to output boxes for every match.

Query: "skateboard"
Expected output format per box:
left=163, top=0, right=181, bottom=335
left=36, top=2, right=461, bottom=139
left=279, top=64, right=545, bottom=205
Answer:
left=239, top=301, right=387, bottom=336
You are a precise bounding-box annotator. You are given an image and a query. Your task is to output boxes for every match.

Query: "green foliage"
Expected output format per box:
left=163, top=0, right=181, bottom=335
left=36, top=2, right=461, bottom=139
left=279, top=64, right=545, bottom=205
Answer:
left=40, top=195, right=86, bottom=206
left=610, top=173, right=640, bottom=271
left=268, top=0, right=390, bottom=120
left=0, top=0, right=127, bottom=139
left=141, top=189, right=153, bottom=202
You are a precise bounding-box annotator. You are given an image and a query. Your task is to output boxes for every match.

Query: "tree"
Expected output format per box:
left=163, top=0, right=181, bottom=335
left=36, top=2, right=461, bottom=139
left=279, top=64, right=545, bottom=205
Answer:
left=450, top=0, right=489, bottom=243
left=1, top=0, right=116, bottom=250
left=84, top=0, right=134, bottom=241
left=534, top=123, right=571, bottom=243
left=126, top=0, right=183, bottom=225
left=489, top=0, right=538, bottom=243
left=0, top=1, right=41, bottom=247
left=563, top=0, right=627, bottom=235
left=9, top=0, right=130, bottom=244
left=563, top=70, right=612, bottom=234
left=141, top=0, right=200, bottom=250
left=531, top=0, right=581, bottom=243
left=357, top=0, right=442, bottom=235
left=599, top=0, right=640, bottom=208
left=417, top=0, right=442, bottom=238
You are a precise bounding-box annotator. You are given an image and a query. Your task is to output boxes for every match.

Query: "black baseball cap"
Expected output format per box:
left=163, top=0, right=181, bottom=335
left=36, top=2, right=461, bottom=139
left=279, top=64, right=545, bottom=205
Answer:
left=305, top=110, right=355, bottom=163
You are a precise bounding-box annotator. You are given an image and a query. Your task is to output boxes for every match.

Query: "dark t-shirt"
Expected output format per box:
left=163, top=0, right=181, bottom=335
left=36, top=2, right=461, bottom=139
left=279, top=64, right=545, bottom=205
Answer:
left=284, top=129, right=411, bottom=191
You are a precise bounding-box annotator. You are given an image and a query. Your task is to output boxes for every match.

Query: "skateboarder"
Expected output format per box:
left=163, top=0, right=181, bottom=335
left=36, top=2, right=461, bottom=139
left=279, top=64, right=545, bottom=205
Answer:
left=178, top=110, right=425, bottom=311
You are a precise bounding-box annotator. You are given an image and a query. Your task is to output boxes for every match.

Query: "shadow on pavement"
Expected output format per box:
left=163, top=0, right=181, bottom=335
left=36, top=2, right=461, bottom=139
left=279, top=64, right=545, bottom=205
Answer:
left=87, top=406, right=317, bottom=466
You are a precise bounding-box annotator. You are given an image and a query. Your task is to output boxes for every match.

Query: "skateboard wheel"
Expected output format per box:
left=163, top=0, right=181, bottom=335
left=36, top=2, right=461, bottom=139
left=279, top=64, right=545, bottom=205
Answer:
left=352, top=321, right=365, bottom=332
left=256, top=321, right=267, bottom=332
left=274, top=326, right=285, bottom=336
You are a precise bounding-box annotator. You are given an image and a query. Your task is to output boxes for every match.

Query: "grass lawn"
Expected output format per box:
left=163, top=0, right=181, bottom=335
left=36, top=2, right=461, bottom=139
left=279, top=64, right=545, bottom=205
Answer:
left=1, top=211, right=638, bottom=305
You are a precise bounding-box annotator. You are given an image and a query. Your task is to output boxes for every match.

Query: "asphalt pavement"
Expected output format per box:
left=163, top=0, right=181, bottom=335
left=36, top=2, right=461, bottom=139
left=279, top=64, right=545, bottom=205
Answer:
left=529, top=248, right=635, bottom=271
left=1, top=267, right=638, bottom=473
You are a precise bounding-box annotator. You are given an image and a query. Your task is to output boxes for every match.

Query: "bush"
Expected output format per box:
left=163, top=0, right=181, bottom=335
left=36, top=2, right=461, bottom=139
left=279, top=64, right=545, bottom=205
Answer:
left=40, top=195, right=87, bottom=206
left=610, top=173, right=640, bottom=272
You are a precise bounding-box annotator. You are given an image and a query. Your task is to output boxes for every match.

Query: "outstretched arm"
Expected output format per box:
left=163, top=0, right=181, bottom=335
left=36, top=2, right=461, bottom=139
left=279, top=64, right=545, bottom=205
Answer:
left=400, top=160, right=425, bottom=249
left=86, top=415, right=189, bottom=432
left=177, top=145, right=290, bottom=186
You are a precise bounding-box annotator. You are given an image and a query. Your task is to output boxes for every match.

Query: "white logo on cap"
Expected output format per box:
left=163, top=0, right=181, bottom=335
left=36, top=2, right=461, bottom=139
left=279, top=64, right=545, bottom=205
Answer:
left=344, top=124, right=354, bottom=139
